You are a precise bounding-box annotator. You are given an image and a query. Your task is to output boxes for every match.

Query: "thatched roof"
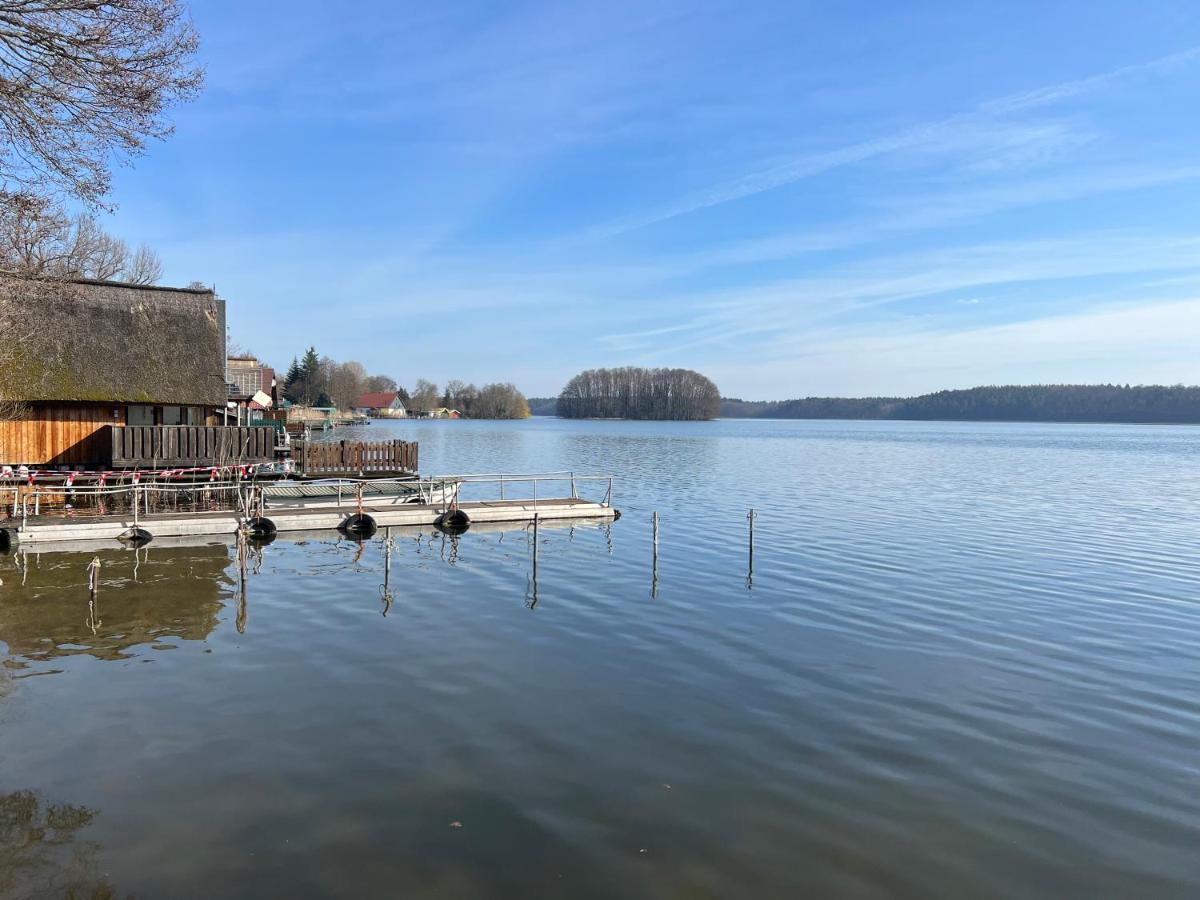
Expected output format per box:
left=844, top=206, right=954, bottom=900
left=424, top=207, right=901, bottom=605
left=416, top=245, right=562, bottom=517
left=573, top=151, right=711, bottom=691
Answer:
left=0, top=276, right=227, bottom=406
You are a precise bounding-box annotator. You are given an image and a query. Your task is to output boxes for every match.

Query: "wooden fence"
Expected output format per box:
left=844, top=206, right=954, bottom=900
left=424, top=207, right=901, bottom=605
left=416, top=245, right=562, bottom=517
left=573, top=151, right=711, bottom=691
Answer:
left=111, top=425, right=276, bottom=468
left=297, top=439, right=418, bottom=476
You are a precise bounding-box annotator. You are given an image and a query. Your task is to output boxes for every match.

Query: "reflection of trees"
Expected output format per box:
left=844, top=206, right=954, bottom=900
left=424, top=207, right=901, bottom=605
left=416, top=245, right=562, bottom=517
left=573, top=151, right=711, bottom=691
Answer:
left=0, top=790, right=116, bottom=899
left=0, top=543, right=230, bottom=663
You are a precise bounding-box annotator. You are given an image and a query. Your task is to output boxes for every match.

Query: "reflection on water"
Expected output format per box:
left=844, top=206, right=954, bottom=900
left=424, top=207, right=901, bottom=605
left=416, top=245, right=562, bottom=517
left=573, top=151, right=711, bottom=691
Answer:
left=0, top=541, right=230, bottom=664
left=0, top=790, right=116, bottom=899
left=1, top=420, right=1199, bottom=897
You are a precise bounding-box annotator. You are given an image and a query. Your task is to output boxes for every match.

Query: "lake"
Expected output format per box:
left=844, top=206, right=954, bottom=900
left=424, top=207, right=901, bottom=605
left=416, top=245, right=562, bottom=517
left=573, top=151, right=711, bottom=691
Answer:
left=1, top=418, right=1198, bottom=897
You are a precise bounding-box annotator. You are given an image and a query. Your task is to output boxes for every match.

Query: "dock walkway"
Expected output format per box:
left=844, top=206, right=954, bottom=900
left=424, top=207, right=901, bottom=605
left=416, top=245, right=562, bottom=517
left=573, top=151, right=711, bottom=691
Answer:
left=9, top=497, right=613, bottom=545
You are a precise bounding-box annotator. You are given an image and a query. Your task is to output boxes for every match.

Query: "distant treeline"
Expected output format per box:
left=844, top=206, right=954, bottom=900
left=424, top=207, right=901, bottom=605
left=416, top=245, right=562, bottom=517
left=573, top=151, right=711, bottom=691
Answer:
left=558, top=367, right=721, bottom=420
left=720, top=385, right=1200, bottom=424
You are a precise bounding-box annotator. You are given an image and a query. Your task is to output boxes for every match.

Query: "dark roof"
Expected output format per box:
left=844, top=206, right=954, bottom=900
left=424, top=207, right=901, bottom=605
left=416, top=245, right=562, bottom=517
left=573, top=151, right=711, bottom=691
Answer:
left=0, top=276, right=228, bottom=406
left=356, top=391, right=401, bottom=408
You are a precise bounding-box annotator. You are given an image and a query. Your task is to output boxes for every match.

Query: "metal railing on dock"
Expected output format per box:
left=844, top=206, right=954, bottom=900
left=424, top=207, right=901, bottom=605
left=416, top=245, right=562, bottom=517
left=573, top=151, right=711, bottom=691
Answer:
left=5, top=471, right=614, bottom=525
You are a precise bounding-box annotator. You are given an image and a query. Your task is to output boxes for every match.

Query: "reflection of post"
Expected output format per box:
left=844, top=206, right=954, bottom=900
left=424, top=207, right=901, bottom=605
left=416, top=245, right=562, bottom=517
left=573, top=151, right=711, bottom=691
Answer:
left=380, top=527, right=394, bottom=616
left=747, top=508, right=756, bottom=589
left=526, top=514, right=539, bottom=609
left=650, top=511, right=659, bottom=599
left=86, top=556, right=102, bottom=634
left=236, top=531, right=248, bottom=634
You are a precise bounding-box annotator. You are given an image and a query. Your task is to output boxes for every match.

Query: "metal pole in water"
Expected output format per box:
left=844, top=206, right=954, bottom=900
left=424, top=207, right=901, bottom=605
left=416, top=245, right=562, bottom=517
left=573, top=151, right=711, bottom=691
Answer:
left=651, top=511, right=659, bottom=599
left=528, top=513, right=540, bottom=609
left=747, top=508, right=756, bottom=588
left=381, top=526, right=394, bottom=616
left=236, top=530, right=248, bottom=634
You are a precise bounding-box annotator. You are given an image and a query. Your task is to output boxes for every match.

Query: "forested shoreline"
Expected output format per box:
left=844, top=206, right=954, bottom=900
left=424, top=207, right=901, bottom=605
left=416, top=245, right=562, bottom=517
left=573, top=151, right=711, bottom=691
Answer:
left=720, top=385, right=1200, bottom=424
left=533, top=385, right=1200, bottom=423
left=557, top=367, right=721, bottom=420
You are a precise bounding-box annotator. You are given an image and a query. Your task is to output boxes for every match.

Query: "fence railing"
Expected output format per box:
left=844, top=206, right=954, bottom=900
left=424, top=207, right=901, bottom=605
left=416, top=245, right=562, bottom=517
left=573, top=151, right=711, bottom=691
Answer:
left=4, top=471, right=614, bottom=525
left=111, top=425, right=276, bottom=468
left=296, top=439, right=418, bottom=476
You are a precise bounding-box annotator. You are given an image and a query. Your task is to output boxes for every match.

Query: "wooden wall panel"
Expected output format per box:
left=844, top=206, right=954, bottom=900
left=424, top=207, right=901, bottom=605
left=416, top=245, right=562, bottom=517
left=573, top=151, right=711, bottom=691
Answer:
left=0, top=403, right=121, bottom=467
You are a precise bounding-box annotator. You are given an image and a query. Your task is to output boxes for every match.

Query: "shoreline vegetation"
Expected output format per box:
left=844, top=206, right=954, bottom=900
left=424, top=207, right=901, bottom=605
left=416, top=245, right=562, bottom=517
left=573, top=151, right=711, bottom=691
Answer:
left=279, top=348, right=531, bottom=419
left=530, top=384, right=1200, bottom=424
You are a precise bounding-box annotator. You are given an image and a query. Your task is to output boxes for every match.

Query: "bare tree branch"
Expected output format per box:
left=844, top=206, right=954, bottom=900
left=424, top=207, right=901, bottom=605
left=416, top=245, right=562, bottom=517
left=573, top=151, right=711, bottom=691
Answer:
left=0, top=0, right=203, bottom=207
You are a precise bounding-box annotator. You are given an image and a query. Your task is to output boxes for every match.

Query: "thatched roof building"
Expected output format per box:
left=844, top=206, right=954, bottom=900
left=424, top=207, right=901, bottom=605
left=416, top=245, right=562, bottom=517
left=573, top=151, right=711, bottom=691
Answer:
left=0, top=276, right=227, bottom=406
left=0, top=277, right=277, bottom=468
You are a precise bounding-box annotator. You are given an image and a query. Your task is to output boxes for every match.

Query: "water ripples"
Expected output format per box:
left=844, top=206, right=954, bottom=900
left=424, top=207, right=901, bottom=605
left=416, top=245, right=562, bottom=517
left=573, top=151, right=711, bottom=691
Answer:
left=1, top=419, right=1198, bottom=896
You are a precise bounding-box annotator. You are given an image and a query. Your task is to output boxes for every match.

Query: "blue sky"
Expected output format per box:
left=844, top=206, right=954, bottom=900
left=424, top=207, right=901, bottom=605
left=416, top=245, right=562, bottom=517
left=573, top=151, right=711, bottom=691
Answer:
left=103, top=1, right=1200, bottom=399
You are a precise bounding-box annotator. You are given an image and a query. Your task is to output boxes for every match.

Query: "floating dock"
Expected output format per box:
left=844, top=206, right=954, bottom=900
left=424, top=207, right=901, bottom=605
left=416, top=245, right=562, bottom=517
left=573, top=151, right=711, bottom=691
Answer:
left=6, top=497, right=615, bottom=546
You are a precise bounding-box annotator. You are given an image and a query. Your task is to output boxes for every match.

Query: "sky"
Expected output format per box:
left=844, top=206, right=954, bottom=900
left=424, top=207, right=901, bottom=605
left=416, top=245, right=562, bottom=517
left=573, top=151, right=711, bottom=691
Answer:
left=101, top=1, right=1200, bottom=400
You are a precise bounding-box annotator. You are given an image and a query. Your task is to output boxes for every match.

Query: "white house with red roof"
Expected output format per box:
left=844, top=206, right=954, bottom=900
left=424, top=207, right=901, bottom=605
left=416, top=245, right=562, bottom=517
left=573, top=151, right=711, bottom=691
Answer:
left=355, top=391, right=407, bottom=418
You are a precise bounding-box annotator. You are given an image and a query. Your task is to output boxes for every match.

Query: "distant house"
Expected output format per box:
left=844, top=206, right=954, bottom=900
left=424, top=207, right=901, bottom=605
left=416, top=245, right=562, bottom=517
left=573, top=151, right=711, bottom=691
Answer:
left=227, top=355, right=276, bottom=402
left=407, top=406, right=458, bottom=419
left=355, top=391, right=407, bottom=418
left=0, top=277, right=274, bottom=468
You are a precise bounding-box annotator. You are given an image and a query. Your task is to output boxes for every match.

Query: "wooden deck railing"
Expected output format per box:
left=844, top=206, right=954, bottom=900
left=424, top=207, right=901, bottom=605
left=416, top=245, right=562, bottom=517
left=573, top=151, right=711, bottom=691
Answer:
left=111, top=425, right=276, bottom=468
left=297, top=439, right=418, bottom=476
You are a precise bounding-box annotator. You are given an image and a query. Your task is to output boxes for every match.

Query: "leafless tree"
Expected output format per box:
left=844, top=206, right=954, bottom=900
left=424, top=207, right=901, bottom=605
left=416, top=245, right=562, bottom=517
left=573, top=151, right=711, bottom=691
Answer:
left=328, top=359, right=367, bottom=410
left=558, top=367, right=720, bottom=420
left=0, top=0, right=203, bottom=207
left=124, top=243, right=163, bottom=284
left=0, top=193, right=165, bottom=283
left=63, top=214, right=126, bottom=279
left=410, top=378, right=439, bottom=411
left=364, top=374, right=397, bottom=392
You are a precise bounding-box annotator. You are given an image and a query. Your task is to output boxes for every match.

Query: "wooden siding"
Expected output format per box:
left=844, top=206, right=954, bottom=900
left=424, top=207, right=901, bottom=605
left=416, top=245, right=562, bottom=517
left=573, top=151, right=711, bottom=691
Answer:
left=0, top=403, right=120, bottom=466
left=111, top=426, right=276, bottom=468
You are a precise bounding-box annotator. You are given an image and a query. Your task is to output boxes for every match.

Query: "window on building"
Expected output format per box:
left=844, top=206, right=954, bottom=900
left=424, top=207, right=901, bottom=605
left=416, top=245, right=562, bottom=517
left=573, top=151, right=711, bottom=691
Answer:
left=162, top=406, right=183, bottom=426
left=127, top=405, right=154, bottom=426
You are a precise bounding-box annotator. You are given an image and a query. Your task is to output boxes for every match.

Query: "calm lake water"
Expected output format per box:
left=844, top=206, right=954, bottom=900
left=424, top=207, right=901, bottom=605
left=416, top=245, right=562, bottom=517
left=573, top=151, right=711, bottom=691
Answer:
left=2, top=418, right=1198, bottom=898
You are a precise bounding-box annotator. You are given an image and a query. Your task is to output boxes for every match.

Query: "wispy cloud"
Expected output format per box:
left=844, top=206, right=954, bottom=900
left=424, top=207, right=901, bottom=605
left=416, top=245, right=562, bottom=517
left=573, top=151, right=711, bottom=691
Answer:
left=705, top=296, right=1200, bottom=397
left=595, top=46, right=1200, bottom=234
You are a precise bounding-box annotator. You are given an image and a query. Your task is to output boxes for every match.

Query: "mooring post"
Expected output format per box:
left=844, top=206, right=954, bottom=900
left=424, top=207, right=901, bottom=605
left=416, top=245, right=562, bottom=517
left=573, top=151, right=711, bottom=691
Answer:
left=747, top=508, right=756, bottom=588
left=381, top=526, right=394, bottom=616
left=236, top=530, right=248, bottom=634
left=651, top=511, right=659, bottom=599
left=528, top=513, right=540, bottom=609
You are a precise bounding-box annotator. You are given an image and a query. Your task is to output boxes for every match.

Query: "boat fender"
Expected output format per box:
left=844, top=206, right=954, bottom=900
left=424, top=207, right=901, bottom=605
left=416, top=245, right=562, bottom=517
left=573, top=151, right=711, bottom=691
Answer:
left=435, top=509, right=471, bottom=534
left=612, top=509, right=622, bottom=521
left=341, top=513, right=377, bottom=537
left=118, top=527, right=153, bottom=547
left=246, top=516, right=277, bottom=538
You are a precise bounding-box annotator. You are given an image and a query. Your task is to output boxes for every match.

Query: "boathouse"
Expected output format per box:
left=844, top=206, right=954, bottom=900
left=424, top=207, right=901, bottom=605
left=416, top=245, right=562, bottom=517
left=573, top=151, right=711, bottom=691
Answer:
left=0, top=276, right=274, bottom=469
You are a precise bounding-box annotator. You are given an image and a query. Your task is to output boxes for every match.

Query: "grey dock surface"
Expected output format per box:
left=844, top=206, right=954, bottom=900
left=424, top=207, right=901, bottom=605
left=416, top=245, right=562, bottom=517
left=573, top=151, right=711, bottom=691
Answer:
left=10, top=497, right=615, bottom=544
